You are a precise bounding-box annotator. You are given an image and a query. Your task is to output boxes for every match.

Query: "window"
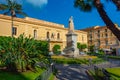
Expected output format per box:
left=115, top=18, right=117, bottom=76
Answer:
left=111, top=32, right=112, bottom=36
left=82, top=35, right=84, bottom=42
left=89, top=30, right=92, bottom=34
left=12, top=27, right=17, bottom=35
left=57, top=33, right=60, bottom=39
left=51, top=33, right=54, bottom=39
left=90, top=30, right=92, bottom=33
left=97, top=34, right=100, bottom=38
left=98, top=40, right=100, bottom=46
left=105, top=40, right=108, bottom=46
left=105, top=34, right=108, bottom=38
left=46, top=32, right=50, bottom=39
left=89, top=41, right=92, bottom=43
left=51, top=33, right=54, bottom=38
left=33, top=30, right=37, bottom=39
left=105, top=29, right=107, bottom=32
left=90, top=35, right=92, bottom=39
left=101, top=34, right=103, bottom=37
left=98, top=30, right=100, bottom=33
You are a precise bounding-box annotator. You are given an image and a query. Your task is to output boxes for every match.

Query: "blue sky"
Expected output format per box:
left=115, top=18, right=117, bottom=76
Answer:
left=1, top=0, right=120, bottom=30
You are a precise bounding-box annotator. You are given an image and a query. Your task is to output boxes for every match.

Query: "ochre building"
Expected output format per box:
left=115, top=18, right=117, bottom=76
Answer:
left=82, top=26, right=120, bottom=50
left=0, top=14, right=87, bottom=51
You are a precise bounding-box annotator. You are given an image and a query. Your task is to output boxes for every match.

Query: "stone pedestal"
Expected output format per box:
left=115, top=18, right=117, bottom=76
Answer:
left=64, top=33, right=79, bottom=57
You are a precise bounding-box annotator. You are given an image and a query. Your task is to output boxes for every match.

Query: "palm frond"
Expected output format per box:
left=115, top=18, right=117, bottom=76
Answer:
left=0, top=4, right=8, bottom=10
left=15, top=3, right=22, bottom=10
left=112, top=0, right=120, bottom=10
left=104, top=0, right=120, bottom=10
left=0, top=0, right=27, bottom=17
left=15, top=10, right=28, bottom=17
left=6, top=0, right=12, bottom=6
left=74, top=0, right=93, bottom=12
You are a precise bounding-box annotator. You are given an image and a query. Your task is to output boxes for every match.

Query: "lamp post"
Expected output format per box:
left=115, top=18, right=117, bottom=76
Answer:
left=47, top=38, right=50, bottom=52
left=47, top=38, right=52, bottom=64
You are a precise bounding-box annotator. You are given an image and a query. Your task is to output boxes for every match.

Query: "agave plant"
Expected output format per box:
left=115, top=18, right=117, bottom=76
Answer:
left=0, top=34, right=49, bottom=72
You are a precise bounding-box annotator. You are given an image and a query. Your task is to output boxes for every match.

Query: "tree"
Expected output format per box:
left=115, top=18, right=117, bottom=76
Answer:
left=89, top=45, right=94, bottom=52
left=77, top=42, right=87, bottom=51
left=81, top=44, right=87, bottom=50
left=77, top=42, right=81, bottom=51
left=74, top=0, right=120, bottom=41
left=52, top=44, right=61, bottom=55
left=0, top=0, right=27, bottom=37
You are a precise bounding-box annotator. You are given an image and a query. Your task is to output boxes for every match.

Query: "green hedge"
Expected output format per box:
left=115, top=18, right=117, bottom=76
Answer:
left=107, top=56, right=120, bottom=60
left=53, top=58, right=104, bottom=64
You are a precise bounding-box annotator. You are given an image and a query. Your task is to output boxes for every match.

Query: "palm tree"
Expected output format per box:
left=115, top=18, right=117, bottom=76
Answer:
left=0, top=0, right=27, bottom=37
left=74, top=0, right=120, bottom=41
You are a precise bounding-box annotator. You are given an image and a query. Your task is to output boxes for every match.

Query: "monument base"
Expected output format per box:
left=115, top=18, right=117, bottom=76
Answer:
left=63, top=47, right=79, bottom=58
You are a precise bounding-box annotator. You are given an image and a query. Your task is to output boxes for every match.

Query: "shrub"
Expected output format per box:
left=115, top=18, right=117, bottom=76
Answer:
left=52, top=45, right=61, bottom=55
left=107, top=56, right=120, bottom=60
left=0, top=34, right=49, bottom=72
left=77, top=42, right=87, bottom=51
left=53, top=57, right=104, bottom=65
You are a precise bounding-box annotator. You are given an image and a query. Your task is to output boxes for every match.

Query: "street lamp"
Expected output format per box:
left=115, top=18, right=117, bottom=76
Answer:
left=47, top=38, right=50, bottom=52
left=47, top=38, right=52, bottom=64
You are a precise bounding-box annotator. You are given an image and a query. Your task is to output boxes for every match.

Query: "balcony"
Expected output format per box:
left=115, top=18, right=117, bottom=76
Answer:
left=36, top=37, right=63, bottom=42
left=88, top=38, right=92, bottom=40
left=49, top=38, right=63, bottom=42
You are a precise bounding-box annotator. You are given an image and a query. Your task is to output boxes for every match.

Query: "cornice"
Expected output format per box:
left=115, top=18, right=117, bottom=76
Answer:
left=0, top=14, right=67, bottom=30
left=75, top=30, right=87, bottom=34
left=0, top=14, right=87, bottom=33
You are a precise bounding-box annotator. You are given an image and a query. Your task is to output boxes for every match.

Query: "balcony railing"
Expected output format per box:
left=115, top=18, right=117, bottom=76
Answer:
left=49, top=38, right=62, bottom=42
left=35, top=37, right=63, bottom=42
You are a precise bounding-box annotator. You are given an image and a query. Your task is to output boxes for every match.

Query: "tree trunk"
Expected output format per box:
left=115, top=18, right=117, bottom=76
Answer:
left=11, top=16, right=13, bottom=37
left=95, top=1, right=120, bottom=41
left=11, top=10, right=16, bottom=37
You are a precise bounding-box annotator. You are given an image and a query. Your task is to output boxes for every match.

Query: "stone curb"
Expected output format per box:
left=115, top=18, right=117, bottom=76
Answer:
left=85, top=70, right=95, bottom=80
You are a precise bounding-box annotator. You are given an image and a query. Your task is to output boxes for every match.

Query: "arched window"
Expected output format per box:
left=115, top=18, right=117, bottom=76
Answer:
left=47, top=32, right=50, bottom=39
left=33, top=30, right=37, bottom=39
left=57, top=33, right=60, bottom=39
left=105, top=40, right=108, bottom=46
left=98, top=40, right=100, bottom=46
left=51, top=33, right=54, bottom=38
left=82, top=35, right=84, bottom=42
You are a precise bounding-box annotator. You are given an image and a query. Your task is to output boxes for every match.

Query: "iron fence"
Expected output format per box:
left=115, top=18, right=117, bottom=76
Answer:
left=35, top=63, right=55, bottom=80
left=36, top=67, right=52, bottom=80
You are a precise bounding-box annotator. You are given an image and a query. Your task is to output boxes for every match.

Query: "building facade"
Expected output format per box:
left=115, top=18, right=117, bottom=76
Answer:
left=0, top=14, right=87, bottom=51
left=83, top=26, right=120, bottom=50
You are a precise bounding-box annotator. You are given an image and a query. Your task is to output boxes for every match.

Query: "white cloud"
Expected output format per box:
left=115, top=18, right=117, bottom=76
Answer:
left=26, top=0, right=48, bottom=8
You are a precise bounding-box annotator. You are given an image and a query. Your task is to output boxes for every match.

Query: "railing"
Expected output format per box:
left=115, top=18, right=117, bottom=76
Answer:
left=36, top=37, right=63, bottom=42
left=35, top=62, right=55, bottom=80
left=35, top=67, right=52, bottom=80
left=50, top=38, right=62, bottom=42
left=93, top=66, right=115, bottom=80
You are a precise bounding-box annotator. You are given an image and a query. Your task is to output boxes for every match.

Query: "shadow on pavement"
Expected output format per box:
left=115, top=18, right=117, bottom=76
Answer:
left=55, top=64, right=89, bottom=80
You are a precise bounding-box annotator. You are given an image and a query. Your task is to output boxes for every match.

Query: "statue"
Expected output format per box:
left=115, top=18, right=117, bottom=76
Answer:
left=68, top=16, right=74, bottom=34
